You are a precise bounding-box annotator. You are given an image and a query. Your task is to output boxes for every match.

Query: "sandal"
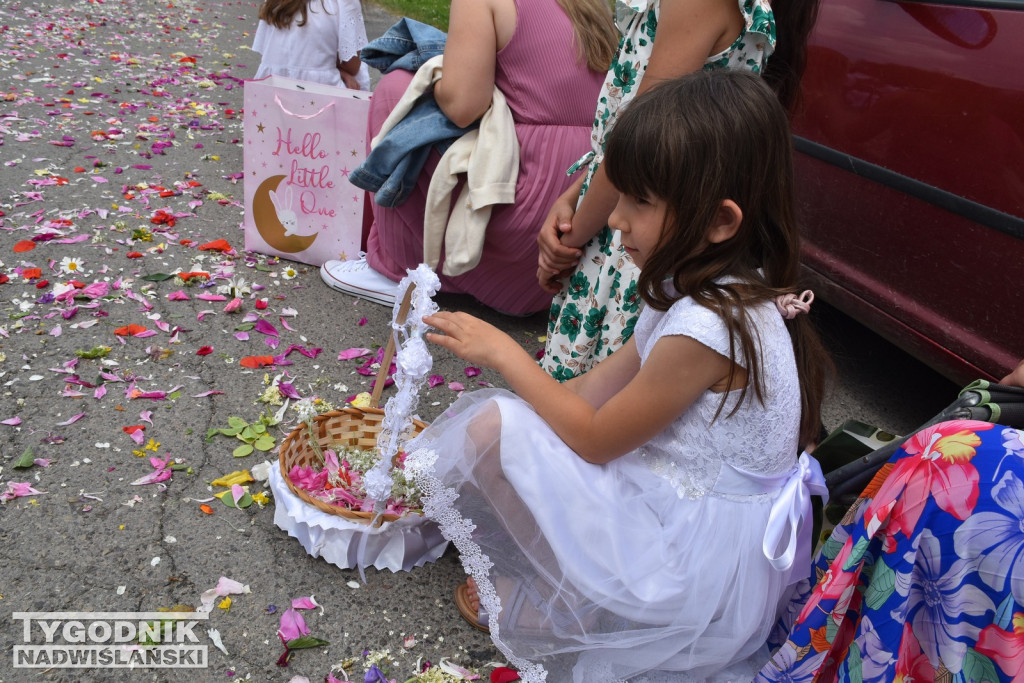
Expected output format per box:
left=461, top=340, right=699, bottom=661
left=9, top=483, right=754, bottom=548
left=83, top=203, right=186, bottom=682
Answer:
left=455, top=581, right=490, bottom=633
left=455, top=576, right=585, bottom=636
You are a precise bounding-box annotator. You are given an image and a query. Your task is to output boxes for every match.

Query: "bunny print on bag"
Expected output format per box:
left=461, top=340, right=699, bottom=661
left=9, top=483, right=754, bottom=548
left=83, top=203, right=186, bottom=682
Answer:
left=268, top=184, right=299, bottom=236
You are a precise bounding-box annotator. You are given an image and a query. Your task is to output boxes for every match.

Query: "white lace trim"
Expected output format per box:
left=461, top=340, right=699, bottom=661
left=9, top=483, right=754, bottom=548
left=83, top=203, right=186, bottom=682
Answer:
left=366, top=265, right=441, bottom=515
left=405, top=447, right=549, bottom=682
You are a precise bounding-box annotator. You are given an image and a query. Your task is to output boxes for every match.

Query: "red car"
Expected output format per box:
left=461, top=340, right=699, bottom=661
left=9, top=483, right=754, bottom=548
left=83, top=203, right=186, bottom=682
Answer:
left=792, top=0, right=1024, bottom=385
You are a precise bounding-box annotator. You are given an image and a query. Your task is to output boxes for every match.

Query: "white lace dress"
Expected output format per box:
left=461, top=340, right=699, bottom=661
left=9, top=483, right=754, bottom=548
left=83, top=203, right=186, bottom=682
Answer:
left=252, top=0, right=370, bottom=90
left=406, top=295, right=825, bottom=682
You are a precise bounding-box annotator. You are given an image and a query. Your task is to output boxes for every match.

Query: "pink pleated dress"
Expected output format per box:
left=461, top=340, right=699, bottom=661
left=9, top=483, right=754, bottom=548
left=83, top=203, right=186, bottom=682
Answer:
left=364, top=0, right=604, bottom=315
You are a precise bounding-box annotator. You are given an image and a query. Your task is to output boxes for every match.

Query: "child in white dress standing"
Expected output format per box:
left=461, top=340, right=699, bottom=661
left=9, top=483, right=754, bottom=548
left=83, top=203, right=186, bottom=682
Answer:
left=407, top=70, right=832, bottom=682
left=252, top=0, right=370, bottom=90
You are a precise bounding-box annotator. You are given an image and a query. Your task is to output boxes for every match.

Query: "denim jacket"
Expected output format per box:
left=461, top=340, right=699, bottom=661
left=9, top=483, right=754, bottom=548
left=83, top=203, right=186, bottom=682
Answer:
left=349, top=98, right=476, bottom=208
left=359, top=18, right=447, bottom=74
left=351, top=21, right=478, bottom=208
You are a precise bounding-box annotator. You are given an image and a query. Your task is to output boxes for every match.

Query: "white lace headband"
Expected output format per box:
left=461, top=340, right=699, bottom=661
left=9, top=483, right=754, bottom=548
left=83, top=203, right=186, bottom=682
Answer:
left=775, top=290, right=814, bottom=319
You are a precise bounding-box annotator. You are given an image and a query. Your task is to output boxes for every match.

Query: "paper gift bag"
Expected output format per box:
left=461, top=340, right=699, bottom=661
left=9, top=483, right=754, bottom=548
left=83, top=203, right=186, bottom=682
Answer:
left=243, top=75, right=370, bottom=266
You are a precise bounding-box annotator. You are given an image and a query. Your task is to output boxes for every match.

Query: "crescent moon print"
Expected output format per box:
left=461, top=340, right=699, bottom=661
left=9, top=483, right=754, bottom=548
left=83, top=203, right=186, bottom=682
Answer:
left=251, top=175, right=318, bottom=253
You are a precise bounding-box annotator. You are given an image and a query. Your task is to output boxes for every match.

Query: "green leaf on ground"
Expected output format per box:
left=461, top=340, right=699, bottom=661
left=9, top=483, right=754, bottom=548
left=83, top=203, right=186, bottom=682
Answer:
left=13, top=447, right=36, bottom=469
left=286, top=636, right=329, bottom=650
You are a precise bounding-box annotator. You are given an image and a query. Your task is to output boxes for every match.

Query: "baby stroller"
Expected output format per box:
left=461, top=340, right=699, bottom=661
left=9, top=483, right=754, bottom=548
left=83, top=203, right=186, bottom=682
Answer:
left=757, top=379, right=1024, bottom=682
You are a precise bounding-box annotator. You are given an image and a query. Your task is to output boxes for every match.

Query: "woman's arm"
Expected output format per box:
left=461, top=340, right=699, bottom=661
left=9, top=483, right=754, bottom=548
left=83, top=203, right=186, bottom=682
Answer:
left=433, top=0, right=515, bottom=128
left=425, top=311, right=731, bottom=464
left=542, top=0, right=743, bottom=252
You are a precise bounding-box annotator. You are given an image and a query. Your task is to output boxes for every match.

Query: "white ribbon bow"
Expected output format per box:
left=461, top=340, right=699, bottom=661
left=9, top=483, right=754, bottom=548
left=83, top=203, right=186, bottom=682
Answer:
left=762, top=452, right=828, bottom=572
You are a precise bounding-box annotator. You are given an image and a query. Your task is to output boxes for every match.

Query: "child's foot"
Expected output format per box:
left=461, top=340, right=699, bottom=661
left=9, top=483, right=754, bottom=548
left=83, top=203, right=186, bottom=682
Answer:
left=454, top=576, right=489, bottom=632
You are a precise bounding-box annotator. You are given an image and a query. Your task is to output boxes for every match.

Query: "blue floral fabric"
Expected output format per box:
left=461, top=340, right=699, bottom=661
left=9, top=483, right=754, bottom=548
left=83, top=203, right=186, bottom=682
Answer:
left=758, top=419, right=1024, bottom=682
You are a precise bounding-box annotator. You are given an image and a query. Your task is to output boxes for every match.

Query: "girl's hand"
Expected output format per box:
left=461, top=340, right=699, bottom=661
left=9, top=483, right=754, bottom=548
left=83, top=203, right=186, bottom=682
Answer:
left=537, top=195, right=582, bottom=280
left=423, top=312, right=518, bottom=370
left=537, top=265, right=572, bottom=294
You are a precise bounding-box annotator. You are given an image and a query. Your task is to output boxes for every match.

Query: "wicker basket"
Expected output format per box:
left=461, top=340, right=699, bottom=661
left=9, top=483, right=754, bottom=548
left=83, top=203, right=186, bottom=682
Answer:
left=277, top=406, right=427, bottom=523
left=277, top=285, right=428, bottom=524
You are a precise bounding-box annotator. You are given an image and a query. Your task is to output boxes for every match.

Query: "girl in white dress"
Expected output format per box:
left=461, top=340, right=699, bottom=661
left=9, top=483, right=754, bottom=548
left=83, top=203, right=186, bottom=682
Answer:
left=252, top=0, right=370, bottom=90
left=406, top=70, right=832, bottom=682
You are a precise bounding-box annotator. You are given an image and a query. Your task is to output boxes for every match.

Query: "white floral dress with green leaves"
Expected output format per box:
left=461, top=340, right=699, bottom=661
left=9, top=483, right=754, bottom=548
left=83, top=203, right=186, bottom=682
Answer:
left=541, top=0, right=775, bottom=381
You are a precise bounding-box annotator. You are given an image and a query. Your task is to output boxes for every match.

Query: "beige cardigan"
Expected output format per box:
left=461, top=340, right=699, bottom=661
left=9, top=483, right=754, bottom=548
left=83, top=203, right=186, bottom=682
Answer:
left=371, top=55, right=520, bottom=276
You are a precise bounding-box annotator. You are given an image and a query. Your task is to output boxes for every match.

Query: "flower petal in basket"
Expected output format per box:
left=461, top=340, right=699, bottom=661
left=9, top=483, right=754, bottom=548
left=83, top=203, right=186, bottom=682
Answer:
left=268, top=462, right=447, bottom=572
left=277, top=407, right=428, bottom=523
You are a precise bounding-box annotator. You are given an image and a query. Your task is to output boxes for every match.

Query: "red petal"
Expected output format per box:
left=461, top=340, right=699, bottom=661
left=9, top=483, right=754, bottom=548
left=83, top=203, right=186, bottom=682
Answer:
left=198, top=239, right=232, bottom=252
left=14, top=240, right=36, bottom=253
left=239, top=355, right=275, bottom=368
left=196, top=346, right=214, bottom=356
left=491, top=667, right=521, bottom=683
left=122, top=425, right=145, bottom=434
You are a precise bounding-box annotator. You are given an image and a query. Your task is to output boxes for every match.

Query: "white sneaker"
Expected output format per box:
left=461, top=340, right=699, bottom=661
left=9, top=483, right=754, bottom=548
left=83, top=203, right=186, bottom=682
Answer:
left=320, top=257, right=400, bottom=306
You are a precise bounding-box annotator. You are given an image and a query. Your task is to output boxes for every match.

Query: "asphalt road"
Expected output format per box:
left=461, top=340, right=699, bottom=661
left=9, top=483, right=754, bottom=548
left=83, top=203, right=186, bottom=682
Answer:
left=0, top=1, right=960, bottom=682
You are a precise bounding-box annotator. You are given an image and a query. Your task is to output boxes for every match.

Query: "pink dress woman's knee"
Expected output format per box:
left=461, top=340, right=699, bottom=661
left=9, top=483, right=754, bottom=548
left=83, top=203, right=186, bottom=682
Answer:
left=364, top=0, right=604, bottom=315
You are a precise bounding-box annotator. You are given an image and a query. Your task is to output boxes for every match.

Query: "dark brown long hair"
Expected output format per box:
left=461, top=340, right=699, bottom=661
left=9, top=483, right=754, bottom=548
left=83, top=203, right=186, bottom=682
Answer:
left=763, top=0, right=821, bottom=109
left=259, top=0, right=327, bottom=29
left=605, top=70, right=830, bottom=447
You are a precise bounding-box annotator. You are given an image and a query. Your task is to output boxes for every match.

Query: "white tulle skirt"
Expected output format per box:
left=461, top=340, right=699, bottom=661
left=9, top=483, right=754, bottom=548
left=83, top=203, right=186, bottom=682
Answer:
left=406, top=390, right=820, bottom=683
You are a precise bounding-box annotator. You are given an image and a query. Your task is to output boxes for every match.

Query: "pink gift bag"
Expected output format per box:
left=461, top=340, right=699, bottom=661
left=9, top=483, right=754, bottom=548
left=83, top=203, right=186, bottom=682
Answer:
left=243, top=75, right=370, bottom=266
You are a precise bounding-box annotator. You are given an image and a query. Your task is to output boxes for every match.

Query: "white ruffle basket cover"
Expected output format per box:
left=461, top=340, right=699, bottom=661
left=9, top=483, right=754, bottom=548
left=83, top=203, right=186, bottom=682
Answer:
left=269, top=464, right=448, bottom=572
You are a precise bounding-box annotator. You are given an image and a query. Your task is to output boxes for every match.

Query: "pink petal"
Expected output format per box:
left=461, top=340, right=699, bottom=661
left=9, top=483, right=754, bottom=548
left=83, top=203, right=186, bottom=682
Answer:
left=167, top=290, right=190, bottom=301
left=291, top=596, right=319, bottom=610
left=0, top=482, right=46, bottom=502
left=93, top=384, right=107, bottom=400
left=197, top=293, right=227, bottom=302
left=338, top=347, right=372, bottom=361
left=193, top=390, right=224, bottom=398
left=197, top=309, right=215, bottom=322
left=234, top=332, right=249, bottom=341
left=56, top=234, right=91, bottom=244
left=2, top=416, right=22, bottom=426
left=55, top=412, right=86, bottom=426
left=130, top=468, right=172, bottom=486
left=254, top=319, right=279, bottom=337
left=129, top=430, right=145, bottom=445
left=277, top=608, right=309, bottom=641
left=223, top=297, right=243, bottom=313
left=79, top=281, right=109, bottom=299
left=198, top=577, right=249, bottom=613
left=230, top=484, right=246, bottom=507
left=133, top=330, right=158, bottom=338
left=428, top=374, right=445, bottom=388
left=277, top=382, right=302, bottom=400
left=279, top=316, right=295, bottom=332
left=448, top=381, right=465, bottom=392
left=464, top=367, right=482, bottom=377
left=140, top=411, right=154, bottom=425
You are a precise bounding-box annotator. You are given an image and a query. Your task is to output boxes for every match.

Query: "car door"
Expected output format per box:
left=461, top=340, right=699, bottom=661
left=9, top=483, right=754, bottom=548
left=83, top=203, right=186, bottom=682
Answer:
left=792, top=0, right=1024, bottom=383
